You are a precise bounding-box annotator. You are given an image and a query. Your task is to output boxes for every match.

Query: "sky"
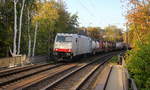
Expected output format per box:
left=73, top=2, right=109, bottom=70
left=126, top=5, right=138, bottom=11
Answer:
left=64, top=0, right=126, bottom=29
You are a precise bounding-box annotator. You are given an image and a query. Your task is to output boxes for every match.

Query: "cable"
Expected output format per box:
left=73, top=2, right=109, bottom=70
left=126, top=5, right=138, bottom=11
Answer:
left=78, top=0, right=95, bottom=17
left=77, top=0, right=102, bottom=27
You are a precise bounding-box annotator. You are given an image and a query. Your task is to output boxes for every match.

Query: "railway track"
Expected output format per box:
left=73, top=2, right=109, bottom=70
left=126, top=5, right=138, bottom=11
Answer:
left=0, top=51, right=122, bottom=90
left=75, top=57, right=113, bottom=90
left=103, top=66, right=113, bottom=90
left=0, top=64, right=78, bottom=90
left=41, top=54, right=114, bottom=90
left=23, top=52, right=118, bottom=90
left=0, top=63, right=64, bottom=87
left=0, top=63, right=50, bottom=77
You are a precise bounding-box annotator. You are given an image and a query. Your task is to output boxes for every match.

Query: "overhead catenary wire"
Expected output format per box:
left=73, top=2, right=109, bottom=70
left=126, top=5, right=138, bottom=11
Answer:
left=77, top=0, right=103, bottom=27
left=77, top=0, right=97, bottom=25
left=88, top=0, right=103, bottom=26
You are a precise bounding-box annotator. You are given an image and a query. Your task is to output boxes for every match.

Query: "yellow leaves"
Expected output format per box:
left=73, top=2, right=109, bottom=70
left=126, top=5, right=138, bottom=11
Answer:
left=32, top=1, right=59, bottom=24
left=85, top=27, right=100, bottom=39
left=127, top=0, right=150, bottom=25
left=126, top=1, right=150, bottom=46
left=104, top=26, right=123, bottom=42
left=126, top=0, right=150, bottom=45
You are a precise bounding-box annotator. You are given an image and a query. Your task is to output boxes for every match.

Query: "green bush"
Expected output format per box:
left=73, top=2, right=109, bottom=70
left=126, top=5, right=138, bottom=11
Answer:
left=126, top=39, right=150, bottom=89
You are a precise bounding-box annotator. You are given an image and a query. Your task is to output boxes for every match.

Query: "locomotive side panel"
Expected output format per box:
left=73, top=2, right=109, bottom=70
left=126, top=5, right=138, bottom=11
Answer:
left=77, top=36, right=92, bottom=55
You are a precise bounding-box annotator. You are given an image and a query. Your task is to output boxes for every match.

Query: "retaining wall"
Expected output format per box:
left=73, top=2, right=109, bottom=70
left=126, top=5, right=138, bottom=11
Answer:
left=0, top=55, right=28, bottom=68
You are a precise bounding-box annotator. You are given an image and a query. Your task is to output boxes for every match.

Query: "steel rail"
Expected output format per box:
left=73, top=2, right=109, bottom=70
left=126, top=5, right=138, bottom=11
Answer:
left=0, top=63, right=50, bottom=77
left=0, top=63, right=64, bottom=86
left=74, top=56, right=113, bottom=90
left=41, top=54, right=114, bottom=90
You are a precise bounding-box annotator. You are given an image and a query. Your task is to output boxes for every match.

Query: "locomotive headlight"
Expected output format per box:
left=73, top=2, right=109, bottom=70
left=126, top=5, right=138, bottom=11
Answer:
left=54, top=48, right=58, bottom=51
left=68, top=49, right=72, bottom=52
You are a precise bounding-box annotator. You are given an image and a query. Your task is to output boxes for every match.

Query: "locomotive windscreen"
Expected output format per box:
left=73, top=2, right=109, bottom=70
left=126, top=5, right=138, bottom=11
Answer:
left=56, top=36, right=72, bottom=42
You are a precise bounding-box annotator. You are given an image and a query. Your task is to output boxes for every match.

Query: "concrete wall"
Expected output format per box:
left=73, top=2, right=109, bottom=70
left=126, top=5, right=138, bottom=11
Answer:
left=0, top=55, right=28, bottom=68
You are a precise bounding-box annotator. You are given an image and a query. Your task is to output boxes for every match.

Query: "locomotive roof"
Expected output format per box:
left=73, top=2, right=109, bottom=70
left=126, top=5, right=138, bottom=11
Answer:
left=57, top=33, right=78, bottom=36
left=56, top=33, right=91, bottom=39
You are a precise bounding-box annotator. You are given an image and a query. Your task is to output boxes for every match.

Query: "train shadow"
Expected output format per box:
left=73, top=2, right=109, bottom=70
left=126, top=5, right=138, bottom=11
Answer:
left=47, top=50, right=126, bottom=65
left=52, top=51, right=122, bottom=65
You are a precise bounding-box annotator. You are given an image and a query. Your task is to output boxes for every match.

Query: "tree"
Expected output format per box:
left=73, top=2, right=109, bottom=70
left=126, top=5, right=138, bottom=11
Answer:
left=32, top=1, right=59, bottom=55
left=86, top=27, right=101, bottom=39
left=32, top=22, right=38, bottom=56
left=104, top=25, right=123, bottom=41
left=126, top=0, right=150, bottom=46
left=32, top=1, right=78, bottom=55
left=125, top=0, right=150, bottom=89
left=0, top=0, right=79, bottom=57
left=0, top=1, right=14, bottom=57
left=12, top=0, right=18, bottom=56
left=17, top=0, right=26, bottom=54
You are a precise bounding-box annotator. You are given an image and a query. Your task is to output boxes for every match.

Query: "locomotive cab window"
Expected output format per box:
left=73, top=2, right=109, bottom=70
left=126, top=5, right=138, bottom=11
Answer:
left=56, top=36, right=72, bottom=42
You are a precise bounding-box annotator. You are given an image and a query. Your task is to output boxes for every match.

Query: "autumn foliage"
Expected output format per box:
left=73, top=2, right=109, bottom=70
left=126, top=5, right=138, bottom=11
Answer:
left=126, top=0, right=150, bottom=46
left=125, top=0, right=150, bottom=89
left=79, top=26, right=123, bottom=41
left=0, top=0, right=78, bottom=57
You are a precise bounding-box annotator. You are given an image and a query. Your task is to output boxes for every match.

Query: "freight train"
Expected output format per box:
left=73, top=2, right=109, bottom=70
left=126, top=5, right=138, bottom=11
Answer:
left=53, top=33, right=126, bottom=61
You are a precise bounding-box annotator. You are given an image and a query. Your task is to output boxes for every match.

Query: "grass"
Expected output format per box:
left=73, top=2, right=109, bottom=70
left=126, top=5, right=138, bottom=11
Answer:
left=109, top=56, right=118, bottom=65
